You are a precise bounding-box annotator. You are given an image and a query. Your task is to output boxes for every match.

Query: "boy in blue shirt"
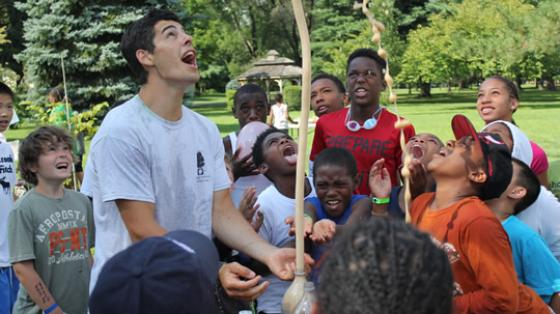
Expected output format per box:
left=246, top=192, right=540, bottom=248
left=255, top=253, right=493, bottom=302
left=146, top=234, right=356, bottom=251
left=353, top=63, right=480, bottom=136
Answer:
left=486, top=158, right=560, bottom=311
left=291, top=148, right=370, bottom=252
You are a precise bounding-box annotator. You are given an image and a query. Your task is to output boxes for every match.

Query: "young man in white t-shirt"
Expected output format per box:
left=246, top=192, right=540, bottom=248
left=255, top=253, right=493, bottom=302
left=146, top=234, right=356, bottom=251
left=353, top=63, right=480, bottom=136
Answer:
left=0, top=82, right=18, bottom=314
left=82, top=9, right=310, bottom=301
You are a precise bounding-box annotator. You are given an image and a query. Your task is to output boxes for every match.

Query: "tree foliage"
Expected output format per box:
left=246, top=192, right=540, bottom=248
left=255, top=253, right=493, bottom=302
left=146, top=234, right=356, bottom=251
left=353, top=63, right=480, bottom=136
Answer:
left=399, top=0, right=560, bottom=94
left=14, top=0, right=184, bottom=109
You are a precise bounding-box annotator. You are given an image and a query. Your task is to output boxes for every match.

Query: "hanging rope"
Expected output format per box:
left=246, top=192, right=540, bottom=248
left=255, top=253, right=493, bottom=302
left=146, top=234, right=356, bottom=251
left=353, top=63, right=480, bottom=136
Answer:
left=356, top=0, right=413, bottom=222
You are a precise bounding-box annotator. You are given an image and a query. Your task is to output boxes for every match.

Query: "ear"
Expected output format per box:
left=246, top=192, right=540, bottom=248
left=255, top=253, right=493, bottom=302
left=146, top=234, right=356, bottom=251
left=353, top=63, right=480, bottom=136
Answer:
left=508, top=186, right=526, bottom=201
left=258, top=163, right=269, bottom=175
left=510, top=98, right=519, bottom=112
left=342, top=94, right=349, bottom=105
left=136, top=49, right=155, bottom=68
left=468, top=167, right=487, bottom=184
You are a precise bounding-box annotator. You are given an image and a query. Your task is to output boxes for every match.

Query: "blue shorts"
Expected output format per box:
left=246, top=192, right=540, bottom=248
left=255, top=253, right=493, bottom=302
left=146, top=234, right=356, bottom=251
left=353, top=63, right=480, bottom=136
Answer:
left=0, top=266, right=19, bottom=314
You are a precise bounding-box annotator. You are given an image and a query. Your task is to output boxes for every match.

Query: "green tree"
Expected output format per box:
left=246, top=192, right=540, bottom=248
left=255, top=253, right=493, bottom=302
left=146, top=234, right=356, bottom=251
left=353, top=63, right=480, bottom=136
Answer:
left=399, top=0, right=536, bottom=96
left=14, top=0, right=183, bottom=109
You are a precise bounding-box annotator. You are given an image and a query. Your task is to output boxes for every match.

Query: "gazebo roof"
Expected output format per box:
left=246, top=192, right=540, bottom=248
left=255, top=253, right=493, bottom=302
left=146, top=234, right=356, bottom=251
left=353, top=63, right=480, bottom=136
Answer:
left=237, top=50, right=302, bottom=81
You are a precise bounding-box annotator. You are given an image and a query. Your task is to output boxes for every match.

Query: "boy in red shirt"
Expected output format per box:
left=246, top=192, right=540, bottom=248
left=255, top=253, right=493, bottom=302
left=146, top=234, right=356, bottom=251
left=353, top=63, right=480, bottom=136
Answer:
left=409, top=115, right=549, bottom=313
left=309, top=48, right=414, bottom=194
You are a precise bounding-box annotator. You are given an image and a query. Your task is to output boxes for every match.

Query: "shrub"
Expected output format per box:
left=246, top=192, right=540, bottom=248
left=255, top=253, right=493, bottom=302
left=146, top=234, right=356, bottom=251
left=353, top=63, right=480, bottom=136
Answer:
left=226, top=89, right=237, bottom=111
left=283, top=85, right=302, bottom=110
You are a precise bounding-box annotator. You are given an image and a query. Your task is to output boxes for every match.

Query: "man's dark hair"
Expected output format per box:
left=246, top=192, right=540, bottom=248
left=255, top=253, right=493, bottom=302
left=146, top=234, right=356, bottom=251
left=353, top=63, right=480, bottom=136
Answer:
left=233, top=84, right=268, bottom=112
left=19, top=126, right=74, bottom=185
left=312, top=148, right=357, bottom=181
left=0, top=82, right=14, bottom=99
left=252, top=127, right=291, bottom=168
left=512, top=158, right=540, bottom=215
left=120, top=9, right=181, bottom=85
left=346, top=48, right=387, bottom=73
left=318, top=218, right=453, bottom=314
left=312, top=73, right=346, bottom=94
left=274, top=93, right=283, bottom=103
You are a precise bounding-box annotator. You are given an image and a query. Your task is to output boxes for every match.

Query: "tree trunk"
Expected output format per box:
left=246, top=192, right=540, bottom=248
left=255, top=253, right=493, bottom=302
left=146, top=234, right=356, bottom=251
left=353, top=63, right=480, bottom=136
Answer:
left=515, top=77, right=523, bottom=91
left=545, top=78, right=557, bottom=91
left=420, top=82, right=431, bottom=97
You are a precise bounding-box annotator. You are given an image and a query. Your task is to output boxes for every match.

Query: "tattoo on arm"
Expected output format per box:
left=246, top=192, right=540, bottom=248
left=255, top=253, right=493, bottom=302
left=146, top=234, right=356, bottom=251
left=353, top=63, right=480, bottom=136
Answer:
left=35, top=282, right=52, bottom=305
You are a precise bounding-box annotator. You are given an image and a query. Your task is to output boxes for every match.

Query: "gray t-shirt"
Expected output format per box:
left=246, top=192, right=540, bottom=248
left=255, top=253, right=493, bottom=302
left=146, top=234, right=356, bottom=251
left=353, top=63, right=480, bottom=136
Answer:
left=81, top=95, right=230, bottom=291
left=8, top=189, right=94, bottom=314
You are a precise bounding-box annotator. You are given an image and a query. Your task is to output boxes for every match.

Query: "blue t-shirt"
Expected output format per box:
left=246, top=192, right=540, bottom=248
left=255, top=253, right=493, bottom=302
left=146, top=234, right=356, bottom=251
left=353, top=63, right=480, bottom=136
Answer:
left=307, top=194, right=366, bottom=263
left=502, top=215, right=560, bottom=303
left=388, top=186, right=405, bottom=219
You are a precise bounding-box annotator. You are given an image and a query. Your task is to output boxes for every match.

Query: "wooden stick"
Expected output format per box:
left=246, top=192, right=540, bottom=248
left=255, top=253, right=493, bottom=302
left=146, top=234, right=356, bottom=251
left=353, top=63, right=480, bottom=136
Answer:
left=282, top=0, right=311, bottom=312
left=60, top=55, right=78, bottom=191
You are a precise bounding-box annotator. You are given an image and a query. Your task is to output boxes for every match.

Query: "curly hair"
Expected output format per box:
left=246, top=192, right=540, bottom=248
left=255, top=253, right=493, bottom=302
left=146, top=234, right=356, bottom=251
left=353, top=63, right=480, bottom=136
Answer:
left=312, top=147, right=357, bottom=180
left=347, top=48, right=387, bottom=73
left=317, top=218, right=453, bottom=314
left=19, top=126, right=74, bottom=185
left=252, top=127, right=291, bottom=168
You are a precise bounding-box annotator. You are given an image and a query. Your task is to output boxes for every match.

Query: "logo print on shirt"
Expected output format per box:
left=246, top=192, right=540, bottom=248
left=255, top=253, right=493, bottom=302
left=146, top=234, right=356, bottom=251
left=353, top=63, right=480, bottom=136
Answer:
left=197, top=152, right=205, bottom=176
left=0, top=176, right=10, bottom=194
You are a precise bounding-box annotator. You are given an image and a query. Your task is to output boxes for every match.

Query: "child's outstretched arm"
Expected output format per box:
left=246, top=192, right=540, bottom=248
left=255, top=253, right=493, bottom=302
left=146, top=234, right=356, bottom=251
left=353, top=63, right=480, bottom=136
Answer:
left=13, top=261, right=65, bottom=314
left=369, top=158, right=392, bottom=216
left=285, top=201, right=316, bottom=238
left=316, top=197, right=372, bottom=241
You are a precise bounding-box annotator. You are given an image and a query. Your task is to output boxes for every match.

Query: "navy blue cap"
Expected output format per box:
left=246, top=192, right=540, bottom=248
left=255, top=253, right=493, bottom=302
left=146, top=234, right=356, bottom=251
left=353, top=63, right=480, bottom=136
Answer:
left=89, top=230, right=220, bottom=314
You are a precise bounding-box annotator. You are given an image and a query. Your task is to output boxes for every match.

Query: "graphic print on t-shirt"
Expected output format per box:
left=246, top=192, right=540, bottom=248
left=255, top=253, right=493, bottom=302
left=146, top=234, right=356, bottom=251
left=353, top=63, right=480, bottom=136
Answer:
left=35, top=209, right=90, bottom=265
left=0, top=154, right=14, bottom=195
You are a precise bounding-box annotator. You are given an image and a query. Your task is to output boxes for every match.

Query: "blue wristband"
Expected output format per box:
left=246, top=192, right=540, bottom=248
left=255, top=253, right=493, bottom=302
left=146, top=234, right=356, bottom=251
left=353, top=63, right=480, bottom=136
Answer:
left=44, top=303, right=58, bottom=314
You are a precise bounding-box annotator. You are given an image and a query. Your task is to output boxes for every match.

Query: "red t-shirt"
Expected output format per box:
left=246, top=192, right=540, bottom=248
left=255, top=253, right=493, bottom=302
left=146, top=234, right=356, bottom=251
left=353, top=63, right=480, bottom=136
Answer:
left=310, top=107, right=415, bottom=195
left=411, top=193, right=549, bottom=314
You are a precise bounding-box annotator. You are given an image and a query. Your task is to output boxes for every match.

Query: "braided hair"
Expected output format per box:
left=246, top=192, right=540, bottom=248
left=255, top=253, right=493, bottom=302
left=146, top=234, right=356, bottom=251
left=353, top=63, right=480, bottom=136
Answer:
left=317, top=218, right=453, bottom=314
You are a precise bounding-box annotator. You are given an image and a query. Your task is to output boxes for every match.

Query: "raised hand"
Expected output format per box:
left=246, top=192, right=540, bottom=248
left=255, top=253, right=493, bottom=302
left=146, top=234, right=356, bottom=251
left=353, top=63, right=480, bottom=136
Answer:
left=369, top=158, right=391, bottom=198
left=232, top=147, right=259, bottom=181
left=238, top=187, right=259, bottom=222
left=285, top=215, right=313, bottom=238
left=310, top=219, right=336, bottom=244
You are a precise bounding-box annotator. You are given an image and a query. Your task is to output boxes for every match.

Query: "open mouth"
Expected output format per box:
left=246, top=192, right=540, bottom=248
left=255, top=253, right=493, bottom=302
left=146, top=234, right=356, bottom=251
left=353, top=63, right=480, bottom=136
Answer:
left=325, top=200, right=341, bottom=207
left=181, top=50, right=197, bottom=68
left=410, top=145, right=424, bottom=159
left=480, top=106, right=494, bottom=115
left=317, top=105, right=328, bottom=115
left=354, top=87, right=368, bottom=98
left=282, top=145, right=297, bottom=165
left=55, top=161, right=69, bottom=170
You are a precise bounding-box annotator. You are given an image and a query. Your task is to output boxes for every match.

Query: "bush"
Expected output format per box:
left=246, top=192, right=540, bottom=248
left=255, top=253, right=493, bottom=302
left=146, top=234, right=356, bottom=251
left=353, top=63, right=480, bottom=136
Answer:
left=283, top=85, right=302, bottom=111
left=226, top=89, right=237, bottom=111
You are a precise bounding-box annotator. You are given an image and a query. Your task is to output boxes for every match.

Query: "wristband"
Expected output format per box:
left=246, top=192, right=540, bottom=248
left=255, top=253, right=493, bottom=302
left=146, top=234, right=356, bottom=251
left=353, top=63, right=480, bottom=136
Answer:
left=44, top=303, right=58, bottom=314
left=371, top=197, right=390, bottom=205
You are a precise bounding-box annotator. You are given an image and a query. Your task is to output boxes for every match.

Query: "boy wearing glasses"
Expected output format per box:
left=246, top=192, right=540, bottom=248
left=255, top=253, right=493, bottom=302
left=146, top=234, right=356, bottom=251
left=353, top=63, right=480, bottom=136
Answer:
left=309, top=48, right=414, bottom=195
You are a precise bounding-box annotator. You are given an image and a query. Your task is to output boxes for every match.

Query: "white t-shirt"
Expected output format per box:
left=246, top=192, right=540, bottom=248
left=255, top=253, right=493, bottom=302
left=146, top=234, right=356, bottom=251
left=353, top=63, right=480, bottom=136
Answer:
left=517, top=186, right=560, bottom=261
left=82, top=95, right=230, bottom=291
left=257, top=180, right=315, bottom=313
left=271, top=103, right=288, bottom=130
left=0, top=142, right=16, bottom=266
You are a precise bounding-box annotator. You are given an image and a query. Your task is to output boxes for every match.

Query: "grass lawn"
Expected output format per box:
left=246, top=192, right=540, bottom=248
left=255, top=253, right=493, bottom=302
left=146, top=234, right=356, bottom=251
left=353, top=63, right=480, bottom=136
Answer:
left=190, top=87, right=560, bottom=162
left=6, top=87, right=560, bottom=163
